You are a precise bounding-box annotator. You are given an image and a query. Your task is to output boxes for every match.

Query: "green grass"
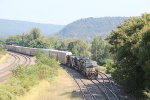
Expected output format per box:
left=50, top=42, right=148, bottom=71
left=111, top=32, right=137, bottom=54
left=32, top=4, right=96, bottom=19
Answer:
left=0, top=51, right=60, bottom=100
left=96, top=66, right=107, bottom=72
left=17, top=68, right=81, bottom=100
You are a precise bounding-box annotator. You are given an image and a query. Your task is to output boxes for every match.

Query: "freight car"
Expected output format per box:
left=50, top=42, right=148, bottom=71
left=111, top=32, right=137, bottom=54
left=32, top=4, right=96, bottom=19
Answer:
left=5, top=45, right=98, bottom=79
left=5, top=45, right=72, bottom=64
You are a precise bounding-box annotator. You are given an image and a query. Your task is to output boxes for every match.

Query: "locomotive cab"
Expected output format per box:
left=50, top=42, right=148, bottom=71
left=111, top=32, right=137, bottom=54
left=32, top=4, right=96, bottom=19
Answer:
left=82, top=60, right=98, bottom=79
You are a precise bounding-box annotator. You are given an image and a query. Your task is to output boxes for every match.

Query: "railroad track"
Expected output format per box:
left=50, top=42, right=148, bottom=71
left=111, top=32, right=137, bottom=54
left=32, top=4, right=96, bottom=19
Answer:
left=62, top=65, right=123, bottom=100
left=98, top=72, right=131, bottom=100
left=97, top=72, right=119, bottom=100
left=62, top=65, right=108, bottom=100
left=0, top=51, right=32, bottom=82
left=15, top=53, right=32, bottom=67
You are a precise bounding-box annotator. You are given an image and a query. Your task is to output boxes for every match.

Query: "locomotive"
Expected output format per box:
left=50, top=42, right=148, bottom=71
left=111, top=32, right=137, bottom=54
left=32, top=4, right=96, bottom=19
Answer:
left=5, top=45, right=98, bottom=79
left=66, top=56, right=98, bottom=79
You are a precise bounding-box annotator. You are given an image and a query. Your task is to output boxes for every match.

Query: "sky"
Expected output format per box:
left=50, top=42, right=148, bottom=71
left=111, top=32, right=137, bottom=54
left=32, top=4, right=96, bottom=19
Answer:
left=0, top=0, right=150, bottom=25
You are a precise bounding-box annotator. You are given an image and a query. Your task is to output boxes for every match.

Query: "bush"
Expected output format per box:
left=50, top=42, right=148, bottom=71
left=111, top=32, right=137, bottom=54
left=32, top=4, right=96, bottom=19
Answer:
left=0, top=45, right=6, bottom=57
left=0, top=78, right=26, bottom=96
left=104, top=59, right=115, bottom=73
left=0, top=51, right=60, bottom=99
left=0, top=89, right=16, bottom=100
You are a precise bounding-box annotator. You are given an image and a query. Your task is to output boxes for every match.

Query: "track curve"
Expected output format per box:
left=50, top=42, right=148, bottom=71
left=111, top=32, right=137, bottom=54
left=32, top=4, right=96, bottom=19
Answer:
left=62, top=65, right=108, bottom=100
left=0, top=51, right=32, bottom=82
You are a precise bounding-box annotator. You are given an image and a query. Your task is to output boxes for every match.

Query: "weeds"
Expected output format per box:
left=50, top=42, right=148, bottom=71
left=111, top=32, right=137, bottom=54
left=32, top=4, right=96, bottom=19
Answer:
left=0, top=51, right=59, bottom=100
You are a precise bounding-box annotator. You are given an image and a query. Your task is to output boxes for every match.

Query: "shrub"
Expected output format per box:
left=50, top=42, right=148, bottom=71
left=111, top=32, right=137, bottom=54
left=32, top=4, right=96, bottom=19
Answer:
left=0, top=89, right=16, bottom=100
left=104, top=59, right=115, bottom=73
left=0, top=50, right=60, bottom=99
left=0, top=78, right=26, bottom=96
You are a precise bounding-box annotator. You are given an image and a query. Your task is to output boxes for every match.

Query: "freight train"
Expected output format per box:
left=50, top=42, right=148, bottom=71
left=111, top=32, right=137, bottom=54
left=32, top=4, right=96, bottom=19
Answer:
left=5, top=45, right=98, bottom=79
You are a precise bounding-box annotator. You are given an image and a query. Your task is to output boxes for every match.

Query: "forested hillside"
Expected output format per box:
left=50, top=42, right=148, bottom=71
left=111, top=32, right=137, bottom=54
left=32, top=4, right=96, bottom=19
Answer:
left=0, top=19, right=64, bottom=38
left=58, top=17, right=128, bottom=39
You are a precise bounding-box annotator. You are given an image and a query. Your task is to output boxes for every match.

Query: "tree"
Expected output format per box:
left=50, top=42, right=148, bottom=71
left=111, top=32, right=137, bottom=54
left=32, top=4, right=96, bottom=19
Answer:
left=107, top=14, right=150, bottom=97
left=5, top=28, right=50, bottom=48
left=29, top=28, right=40, bottom=40
left=91, top=37, right=111, bottom=65
left=5, top=35, right=22, bottom=45
left=67, top=40, right=90, bottom=57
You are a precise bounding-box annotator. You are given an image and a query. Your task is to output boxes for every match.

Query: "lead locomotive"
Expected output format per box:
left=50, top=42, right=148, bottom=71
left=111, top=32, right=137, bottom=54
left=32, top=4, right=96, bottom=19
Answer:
left=66, top=55, right=98, bottom=79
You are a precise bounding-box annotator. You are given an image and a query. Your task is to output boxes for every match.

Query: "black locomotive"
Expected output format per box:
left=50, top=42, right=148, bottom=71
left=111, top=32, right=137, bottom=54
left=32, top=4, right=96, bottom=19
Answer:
left=66, top=55, right=98, bottom=79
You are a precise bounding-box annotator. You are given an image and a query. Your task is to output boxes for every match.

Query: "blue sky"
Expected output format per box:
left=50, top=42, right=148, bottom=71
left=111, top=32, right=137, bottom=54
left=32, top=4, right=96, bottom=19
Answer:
left=0, top=0, right=149, bottom=25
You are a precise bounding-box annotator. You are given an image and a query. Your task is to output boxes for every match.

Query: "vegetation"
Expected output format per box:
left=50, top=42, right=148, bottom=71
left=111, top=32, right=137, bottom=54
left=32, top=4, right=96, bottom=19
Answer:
left=91, top=37, right=111, bottom=65
left=5, top=28, right=90, bottom=57
left=17, top=68, right=81, bottom=100
left=68, top=40, right=90, bottom=57
left=0, top=51, right=59, bottom=100
left=6, top=28, right=49, bottom=48
left=107, top=14, right=150, bottom=99
left=0, top=44, right=6, bottom=59
left=58, top=17, right=127, bottom=39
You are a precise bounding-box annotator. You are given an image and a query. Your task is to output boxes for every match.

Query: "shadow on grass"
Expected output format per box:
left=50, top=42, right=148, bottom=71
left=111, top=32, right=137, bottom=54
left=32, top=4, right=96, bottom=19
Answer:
left=60, top=90, right=82, bottom=100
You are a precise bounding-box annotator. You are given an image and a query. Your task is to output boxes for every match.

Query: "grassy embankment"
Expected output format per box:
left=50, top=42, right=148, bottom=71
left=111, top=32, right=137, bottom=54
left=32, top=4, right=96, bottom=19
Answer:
left=0, top=46, right=10, bottom=65
left=0, top=51, right=80, bottom=100
left=17, top=67, right=80, bottom=100
left=0, top=54, right=10, bottom=65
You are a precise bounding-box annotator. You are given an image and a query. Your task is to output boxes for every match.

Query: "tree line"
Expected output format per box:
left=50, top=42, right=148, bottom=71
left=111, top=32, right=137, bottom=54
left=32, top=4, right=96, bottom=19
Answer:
left=4, top=28, right=110, bottom=64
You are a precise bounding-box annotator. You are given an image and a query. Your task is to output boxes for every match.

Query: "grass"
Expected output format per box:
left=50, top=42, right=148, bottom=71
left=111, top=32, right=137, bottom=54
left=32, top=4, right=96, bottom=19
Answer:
left=0, top=51, right=60, bottom=100
left=96, top=66, right=112, bottom=78
left=96, top=66, right=107, bottom=73
left=0, top=53, right=10, bottom=65
left=0, top=51, right=81, bottom=100
left=17, top=67, right=81, bottom=100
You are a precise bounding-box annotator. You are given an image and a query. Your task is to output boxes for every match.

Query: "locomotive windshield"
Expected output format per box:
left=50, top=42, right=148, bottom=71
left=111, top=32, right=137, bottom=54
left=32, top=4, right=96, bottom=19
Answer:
left=84, top=60, right=97, bottom=68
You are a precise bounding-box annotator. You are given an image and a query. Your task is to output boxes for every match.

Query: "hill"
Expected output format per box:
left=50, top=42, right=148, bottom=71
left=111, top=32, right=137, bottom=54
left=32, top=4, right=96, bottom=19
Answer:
left=57, top=17, right=128, bottom=39
left=0, top=19, right=64, bottom=38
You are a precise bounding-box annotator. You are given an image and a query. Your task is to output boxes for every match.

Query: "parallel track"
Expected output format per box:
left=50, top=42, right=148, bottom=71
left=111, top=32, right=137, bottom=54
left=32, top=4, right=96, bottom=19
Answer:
left=63, top=66, right=108, bottom=100
left=97, top=72, right=120, bottom=100
left=0, top=51, right=32, bottom=82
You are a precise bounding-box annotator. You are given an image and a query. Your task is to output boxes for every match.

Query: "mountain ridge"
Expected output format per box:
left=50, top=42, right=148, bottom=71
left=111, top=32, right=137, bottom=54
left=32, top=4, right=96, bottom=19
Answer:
left=0, top=19, right=64, bottom=38
left=58, top=17, right=128, bottom=39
